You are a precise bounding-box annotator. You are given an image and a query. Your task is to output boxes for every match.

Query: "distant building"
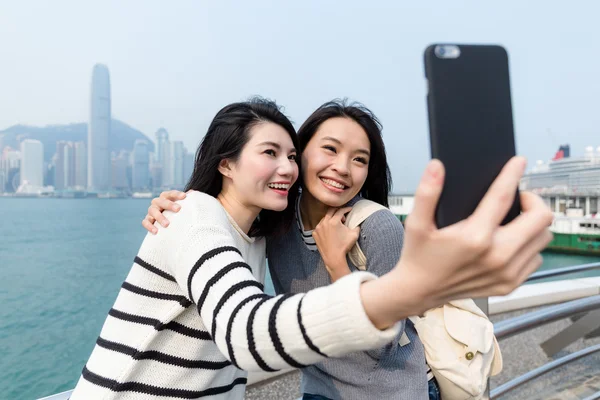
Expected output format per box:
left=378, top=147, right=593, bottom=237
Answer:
left=1, top=148, right=21, bottom=192
left=44, top=163, right=55, bottom=187
left=111, top=151, right=130, bottom=191
left=155, top=128, right=169, bottom=165
left=88, top=64, right=111, bottom=192
left=132, top=140, right=150, bottom=190
left=183, top=150, right=195, bottom=186
left=20, top=139, right=44, bottom=188
left=64, top=143, right=76, bottom=188
left=74, top=142, right=87, bottom=188
left=161, top=141, right=172, bottom=188
left=54, top=141, right=68, bottom=190
left=170, top=141, right=185, bottom=188
left=150, top=164, right=163, bottom=189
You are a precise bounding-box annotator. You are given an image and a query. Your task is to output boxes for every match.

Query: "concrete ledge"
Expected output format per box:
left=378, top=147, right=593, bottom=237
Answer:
left=489, top=277, right=600, bottom=315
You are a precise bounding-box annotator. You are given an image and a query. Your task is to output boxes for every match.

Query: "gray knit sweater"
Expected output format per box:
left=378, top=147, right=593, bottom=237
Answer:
left=267, top=198, right=428, bottom=400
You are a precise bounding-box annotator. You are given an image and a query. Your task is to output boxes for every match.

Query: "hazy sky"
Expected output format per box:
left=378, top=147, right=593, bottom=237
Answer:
left=2, top=1, right=599, bottom=192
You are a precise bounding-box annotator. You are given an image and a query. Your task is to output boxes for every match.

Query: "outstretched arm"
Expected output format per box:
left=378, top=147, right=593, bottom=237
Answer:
left=160, top=193, right=401, bottom=373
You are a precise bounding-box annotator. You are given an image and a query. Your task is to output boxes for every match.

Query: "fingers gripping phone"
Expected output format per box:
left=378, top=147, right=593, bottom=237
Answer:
left=424, top=44, right=521, bottom=228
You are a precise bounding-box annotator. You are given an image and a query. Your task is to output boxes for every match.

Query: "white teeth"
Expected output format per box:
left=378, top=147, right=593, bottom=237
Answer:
left=321, top=178, right=345, bottom=189
left=268, top=183, right=290, bottom=190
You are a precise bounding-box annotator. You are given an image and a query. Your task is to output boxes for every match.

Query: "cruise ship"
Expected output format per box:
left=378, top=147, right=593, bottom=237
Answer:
left=388, top=145, right=600, bottom=255
left=520, top=145, right=600, bottom=254
left=520, top=144, right=600, bottom=215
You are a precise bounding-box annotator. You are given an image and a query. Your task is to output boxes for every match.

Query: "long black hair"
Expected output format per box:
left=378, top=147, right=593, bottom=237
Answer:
left=297, top=99, right=392, bottom=207
left=185, top=97, right=300, bottom=237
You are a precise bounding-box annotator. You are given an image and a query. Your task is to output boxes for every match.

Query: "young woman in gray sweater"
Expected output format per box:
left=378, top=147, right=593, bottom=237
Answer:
left=144, top=100, right=552, bottom=400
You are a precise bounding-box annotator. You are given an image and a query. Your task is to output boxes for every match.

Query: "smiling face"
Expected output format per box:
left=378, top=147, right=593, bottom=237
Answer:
left=300, top=117, right=371, bottom=207
left=224, top=121, right=299, bottom=213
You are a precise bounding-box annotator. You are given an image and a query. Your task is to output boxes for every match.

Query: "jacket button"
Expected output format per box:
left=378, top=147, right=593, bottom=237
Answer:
left=466, top=352, right=474, bottom=361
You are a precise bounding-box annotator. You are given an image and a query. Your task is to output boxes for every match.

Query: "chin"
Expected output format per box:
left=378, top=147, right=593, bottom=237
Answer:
left=261, top=201, right=288, bottom=212
left=313, top=191, right=349, bottom=208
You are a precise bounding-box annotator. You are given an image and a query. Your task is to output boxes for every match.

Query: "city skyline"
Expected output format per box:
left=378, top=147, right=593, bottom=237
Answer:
left=0, top=51, right=190, bottom=196
left=2, top=2, right=600, bottom=192
left=0, top=60, right=195, bottom=196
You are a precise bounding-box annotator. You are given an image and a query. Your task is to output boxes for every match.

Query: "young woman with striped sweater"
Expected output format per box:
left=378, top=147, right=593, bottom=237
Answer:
left=73, top=98, right=552, bottom=400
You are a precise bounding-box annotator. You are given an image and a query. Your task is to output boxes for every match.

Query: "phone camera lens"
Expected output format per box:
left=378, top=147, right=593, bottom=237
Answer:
left=434, top=45, right=460, bottom=59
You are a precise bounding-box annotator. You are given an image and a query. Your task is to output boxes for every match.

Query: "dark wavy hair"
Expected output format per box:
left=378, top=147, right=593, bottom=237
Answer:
left=296, top=99, right=392, bottom=207
left=185, top=97, right=300, bottom=237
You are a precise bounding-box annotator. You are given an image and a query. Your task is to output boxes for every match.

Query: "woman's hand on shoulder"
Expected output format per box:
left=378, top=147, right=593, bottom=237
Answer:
left=142, top=190, right=187, bottom=234
left=313, top=207, right=360, bottom=282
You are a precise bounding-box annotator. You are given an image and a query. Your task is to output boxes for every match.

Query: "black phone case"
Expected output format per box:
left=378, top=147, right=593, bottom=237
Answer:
left=424, top=44, right=521, bottom=228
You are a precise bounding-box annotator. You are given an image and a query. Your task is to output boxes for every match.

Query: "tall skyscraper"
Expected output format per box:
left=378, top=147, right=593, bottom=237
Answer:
left=170, top=141, right=185, bottom=188
left=20, top=139, right=44, bottom=188
left=132, top=140, right=150, bottom=190
left=155, top=128, right=169, bottom=165
left=88, top=63, right=111, bottom=192
left=74, top=142, right=87, bottom=188
left=0, top=134, right=4, bottom=154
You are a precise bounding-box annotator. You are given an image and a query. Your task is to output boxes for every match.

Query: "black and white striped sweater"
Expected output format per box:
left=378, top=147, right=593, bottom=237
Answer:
left=70, top=191, right=400, bottom=400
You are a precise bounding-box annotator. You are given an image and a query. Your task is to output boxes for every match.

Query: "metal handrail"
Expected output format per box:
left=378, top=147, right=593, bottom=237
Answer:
left=583, top=391, right=600, bottom=400
left=494, top=295, right=600, bottom=339
left=38, top=390, right=72, bottom=400
left=527, top=261, right=600, bottom=282
left=490, top=344, right=600, bottom=398
left=35, top=263, right=600, bottom=400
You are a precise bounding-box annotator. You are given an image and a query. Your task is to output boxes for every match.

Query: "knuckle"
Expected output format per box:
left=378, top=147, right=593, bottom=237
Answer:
left=534, top=254, right=544, bottom=268
left=485, top=251, right=509, bottom=271
left=543, top=209, right=554, bottom=225
left=496, top=283, right=515, bottom=296
left=464, top=231, right=491, bottom=253
left=500, top=267, right=520, bottom=286
left=544, top=230, right=554, bottom=245
left=498, top=190, right=512, bottom=206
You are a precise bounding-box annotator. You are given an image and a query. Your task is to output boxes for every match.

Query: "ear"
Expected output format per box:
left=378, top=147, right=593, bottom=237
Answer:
left=218, top=159, right=233, bottom=178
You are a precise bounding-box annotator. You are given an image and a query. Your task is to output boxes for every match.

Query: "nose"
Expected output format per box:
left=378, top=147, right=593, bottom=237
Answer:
left=332, top=157, right=350, bottom=176
left=278, top=155, right=295, bottom=178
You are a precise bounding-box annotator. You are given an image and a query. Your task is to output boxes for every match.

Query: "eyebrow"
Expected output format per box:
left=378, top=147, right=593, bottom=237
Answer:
left=321, top=136, right=370, bottom=157
left=258, top=141, right=297, bottom=153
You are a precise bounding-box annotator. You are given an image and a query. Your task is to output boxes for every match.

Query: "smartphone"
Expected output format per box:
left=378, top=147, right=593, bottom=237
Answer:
left=424, top=44, right=521, bottom=228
